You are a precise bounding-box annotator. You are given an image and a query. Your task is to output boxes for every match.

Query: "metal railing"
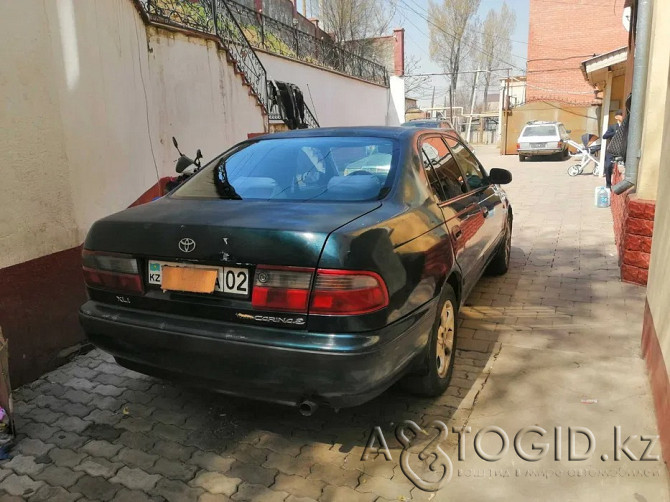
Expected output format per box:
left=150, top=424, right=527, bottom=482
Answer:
left=227, top=1, right=389, bottom=86
left=141, top=0, right=267, bottom=110
left=268, top=100, right=320, bottom=128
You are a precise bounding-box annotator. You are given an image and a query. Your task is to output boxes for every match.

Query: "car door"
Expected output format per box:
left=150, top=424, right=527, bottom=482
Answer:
left=419, top=135, right=484, bottom=296
left=444, top=132, right=507, bottom=266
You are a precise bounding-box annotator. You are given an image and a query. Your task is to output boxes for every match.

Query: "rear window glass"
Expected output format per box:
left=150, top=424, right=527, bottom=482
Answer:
left=172, top=137, right=396, bottom=202
left=522, top=125, right=557, bottom=137
left=402, top=121, right=450, bottom=129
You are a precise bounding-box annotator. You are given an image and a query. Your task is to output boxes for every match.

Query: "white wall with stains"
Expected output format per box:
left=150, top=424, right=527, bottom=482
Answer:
left=0, top=0, right=265, bottom=269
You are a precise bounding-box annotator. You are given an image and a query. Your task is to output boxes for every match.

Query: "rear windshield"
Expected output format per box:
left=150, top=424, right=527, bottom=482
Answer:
left=522, top=125, right=557, bottom=137
left=402, top=121, right=449, bottom=129
left=172, top=137, right=396, bottom=202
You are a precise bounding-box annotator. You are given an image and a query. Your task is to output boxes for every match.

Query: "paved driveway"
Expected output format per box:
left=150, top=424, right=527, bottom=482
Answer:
left=2, top=147, right=668, bottom=501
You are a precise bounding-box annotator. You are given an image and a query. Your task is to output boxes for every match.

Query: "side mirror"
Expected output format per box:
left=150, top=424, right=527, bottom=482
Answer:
left=176, top=155, right=195, bottom=173
left=489, top=168, right=512, bottom=185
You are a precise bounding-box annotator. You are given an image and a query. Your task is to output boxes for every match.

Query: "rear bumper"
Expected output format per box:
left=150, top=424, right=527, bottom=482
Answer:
left=518, top=148, right=562, bottom=156
left=79, top=300, right=436, bottom=408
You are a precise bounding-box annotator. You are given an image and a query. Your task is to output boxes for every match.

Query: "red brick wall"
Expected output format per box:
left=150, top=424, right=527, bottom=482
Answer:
left=527, top=0, right=629, bottom=105
left=610, top=169, right=656, bottom=285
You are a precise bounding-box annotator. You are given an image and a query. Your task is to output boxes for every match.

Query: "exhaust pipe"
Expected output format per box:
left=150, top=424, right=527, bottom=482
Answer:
left=298, top=400, right=318, bottom=416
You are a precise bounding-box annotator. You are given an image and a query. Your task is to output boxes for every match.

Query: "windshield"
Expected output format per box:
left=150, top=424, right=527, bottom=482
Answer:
left=172, top=137, right=396, bottom=202
left=402, top=120, right=450, bottom=129
left=522, top=125, right=558, bottom=137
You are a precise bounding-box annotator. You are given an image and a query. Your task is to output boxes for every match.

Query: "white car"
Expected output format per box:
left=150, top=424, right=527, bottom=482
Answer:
left=517, top=121, right=571, bottom=161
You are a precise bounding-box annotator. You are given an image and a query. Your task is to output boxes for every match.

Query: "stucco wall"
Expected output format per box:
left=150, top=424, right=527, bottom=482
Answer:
left=636, top=0, right=670, bottom=201
left=258, top=51, right=397, bottom=127
left=0, top=0, right=265, bottom=269
left=646, top=67, right=670, bottom=371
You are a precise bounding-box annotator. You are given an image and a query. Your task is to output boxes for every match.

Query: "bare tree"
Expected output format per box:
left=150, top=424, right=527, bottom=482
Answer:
left=428, top=0, right=481, bottom=112
left=478, top=2, right=515, bottom=108
left=404, top=54, right=431, bottom=97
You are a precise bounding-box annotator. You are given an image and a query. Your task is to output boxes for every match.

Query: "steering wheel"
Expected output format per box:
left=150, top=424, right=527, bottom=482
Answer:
left=347, top=170, right=373, bottom=176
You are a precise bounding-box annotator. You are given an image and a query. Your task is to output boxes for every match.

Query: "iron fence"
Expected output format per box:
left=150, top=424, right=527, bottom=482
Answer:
left=227, top=1, right=389, bottom=86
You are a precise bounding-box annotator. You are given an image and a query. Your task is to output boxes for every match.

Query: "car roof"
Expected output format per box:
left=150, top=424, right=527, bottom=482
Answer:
left=523, top=121, right=561, bottom=126
left=255, top=126, right=457, bottom=141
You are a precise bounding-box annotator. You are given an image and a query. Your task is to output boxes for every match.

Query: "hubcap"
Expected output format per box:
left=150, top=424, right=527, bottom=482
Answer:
left=436, top=300, right=455, bottom=378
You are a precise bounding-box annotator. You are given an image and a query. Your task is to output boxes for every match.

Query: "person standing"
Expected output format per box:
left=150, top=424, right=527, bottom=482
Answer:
left=602, top=110, right=624, bottom=189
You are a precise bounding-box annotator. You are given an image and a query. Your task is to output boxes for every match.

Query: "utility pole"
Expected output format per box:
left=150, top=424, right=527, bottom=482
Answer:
left=430, top=86, right=436, bottom=118
left=467, top=69, right=480, bottom=143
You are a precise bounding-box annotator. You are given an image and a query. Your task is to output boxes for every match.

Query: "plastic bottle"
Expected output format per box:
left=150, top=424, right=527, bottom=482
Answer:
left=596, top=187, right=610, bottom=208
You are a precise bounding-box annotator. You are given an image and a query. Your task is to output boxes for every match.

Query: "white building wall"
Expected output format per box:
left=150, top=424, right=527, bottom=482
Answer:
left=0, top=0, right=265, bottom=269
left=258, top=51, right=396, bottom=126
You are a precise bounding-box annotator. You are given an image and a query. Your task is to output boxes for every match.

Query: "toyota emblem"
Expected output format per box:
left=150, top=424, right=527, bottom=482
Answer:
left=178, top=238, right=196, bottom=253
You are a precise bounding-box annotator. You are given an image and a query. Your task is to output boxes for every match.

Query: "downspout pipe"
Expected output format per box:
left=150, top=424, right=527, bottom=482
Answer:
left=613, top=0, right=653, bottom=195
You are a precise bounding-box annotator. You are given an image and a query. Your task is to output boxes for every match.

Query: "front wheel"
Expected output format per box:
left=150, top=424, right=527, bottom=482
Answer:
left=567, top=164, right=581, bottom=177
left=404, top=285, right=458, bottom=397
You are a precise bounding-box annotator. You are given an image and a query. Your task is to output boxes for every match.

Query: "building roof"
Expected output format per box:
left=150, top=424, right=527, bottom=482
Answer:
left=581, top=47, right=628, bottom=87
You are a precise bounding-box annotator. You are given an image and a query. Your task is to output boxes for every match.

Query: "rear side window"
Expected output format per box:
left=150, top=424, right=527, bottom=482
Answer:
left=521, top=125, right=558, bottom=137
left=172, top=137, right=396, bottom=202
left=420, top=137, right=467, bottom=201
left=444, top=135, right=488, bottom=190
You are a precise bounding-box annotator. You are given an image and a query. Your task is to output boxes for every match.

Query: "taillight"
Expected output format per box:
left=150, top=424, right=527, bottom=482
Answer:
left=516, top=143, right=521, bottom=151
left=310, top=269, right=389, bottom=315
left=82, top=250, right=143, bottom=294
left=558, top=140, right=564, bottom=148
left=251, top=266, right=313, bottom=312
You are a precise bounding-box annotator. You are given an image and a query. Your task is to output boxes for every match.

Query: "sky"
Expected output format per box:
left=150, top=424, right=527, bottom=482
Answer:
left=396, top=0, right=530, bottom=107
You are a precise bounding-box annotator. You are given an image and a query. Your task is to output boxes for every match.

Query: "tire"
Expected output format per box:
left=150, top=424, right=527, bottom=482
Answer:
left=486, top=216, right=512, bottom=276
left=518, top=154, right=525, bottom=162
left=563, top=148, right=570, bottom=160
left=404, top=285, right=458, bottom=397
left=567, top=164, right=581, bottom=177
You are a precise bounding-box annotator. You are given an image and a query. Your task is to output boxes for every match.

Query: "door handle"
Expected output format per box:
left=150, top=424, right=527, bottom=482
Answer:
left=481, top=206, right=489, bottom=217
left=453, top=226, right=462, bottom=239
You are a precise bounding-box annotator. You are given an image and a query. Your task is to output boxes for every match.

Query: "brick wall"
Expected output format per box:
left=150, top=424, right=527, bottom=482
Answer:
left=610, top=169, right=656, bottom=285
left=527, top=0, right=629, bottom=105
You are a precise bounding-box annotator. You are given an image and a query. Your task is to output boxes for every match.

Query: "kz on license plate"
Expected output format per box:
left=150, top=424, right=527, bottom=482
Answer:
left=148, top=260, right=249, bottom=296
left=531, top=142, right=547, bottom=148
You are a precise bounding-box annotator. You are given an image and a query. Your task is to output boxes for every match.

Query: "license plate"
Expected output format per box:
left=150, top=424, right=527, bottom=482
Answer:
left=148, top=260, right=250, bottom=296
left=531, top=142, right=547, bottom=148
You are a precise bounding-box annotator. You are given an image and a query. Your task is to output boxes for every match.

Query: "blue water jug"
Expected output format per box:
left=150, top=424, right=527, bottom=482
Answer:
left=597, top=187, right=610, bottom=208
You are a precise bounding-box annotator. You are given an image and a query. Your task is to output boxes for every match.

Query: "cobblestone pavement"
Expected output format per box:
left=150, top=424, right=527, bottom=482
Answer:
left=2, top=147, right=668, bottom=501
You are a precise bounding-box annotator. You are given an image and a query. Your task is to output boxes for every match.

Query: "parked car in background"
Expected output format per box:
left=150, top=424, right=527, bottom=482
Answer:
left=79, top=127, right=513, bottom=413
left=402, top=119, right=453, bottom=130
left=516, top=121, right=571, bottom=161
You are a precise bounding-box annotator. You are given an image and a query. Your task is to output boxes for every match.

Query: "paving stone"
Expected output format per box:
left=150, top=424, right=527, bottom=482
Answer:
left=114, top=448, right=159, bottom=470
left=95, top=374, right=126, bottom=387
left=307, top=464, right=360, bottom=489
left=0, top=468, right=13, bottom=482
left=28, top=484, right=81, bottom=502
left=83, top=408, right=123, bottom=425
left=155, top=478, right=205, bottom=502
left=18, top=422, right=59, bottom=442
left=63, top=378, right=97, bottom=392
left=74, top=457, right=124, bottom=478
left=285, top=496, right=318, bottom=502
left=231, top=483, right=289, bottom=502
left=189, top=451, right=235, bottom=473
left=272, top=474, right=324, bottom=500
left=190, top=471, right=242, bottom=495
left=112, top=488, right=156, bottom=502
left=109, top=466, right=161, bottom=491
left=59, top=416, right=90, bottom=434
left=151, top=409, right=188, bottom=427
left=68, top=366, right=100, bottom=380
left=226, top=461, right=277, bottom=487
left=47, top=431, right=88, bottom=450
left=1, top=474, right=45, bottom=497
left=355, top=475, right=412, bottom=500
left=35, top=465, right=84, bottom=488
left=26, top=407, right=61, bottom=425
left=83, top=423, right=123, bottom=442
left=321, top=485, right=376, bottom=502
left=115, top=417, right=153, bottom=433
left=15, top=439, right=54, bottom=457
left=116, top=403, right=154, bottom=418
left=82, top=440, right=123, bottom=459
left=33, top=395, right=67, bottom=410
left=72, top=474, right=121, bottom=501
left=62, top=389, right=95, bottom=405
left=48, top=448, right=87, bottom=468
left=262, top=451, right=311, bottom=477
left=150, top=440, right=195, bottom=462
left=2, top=455, right=45, bottom=476
left=93, top=385, right=125, bottom=398
left=153, top=423, right=189, bottom=443
left=150, top=457, right=198, bottom=481
left=61, top=402, right=94, bottom=418
left=229, top=444, right=271, bottom=465
left=93, top=397, right=124, bottom=411
left=198, top=494, right=232, bottom=502
left=117, top=431, right=156, bottom=451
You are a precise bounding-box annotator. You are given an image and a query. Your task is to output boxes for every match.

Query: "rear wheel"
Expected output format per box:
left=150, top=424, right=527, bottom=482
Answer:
left=486, top=216, right=512, bottom=276
left=562, top=148, right=570, bottom=160
left=404, top=285, right=458, bottom=397
left=567, top=164, right=581, bottom=177
left=518, top=154, right=525, bottom=162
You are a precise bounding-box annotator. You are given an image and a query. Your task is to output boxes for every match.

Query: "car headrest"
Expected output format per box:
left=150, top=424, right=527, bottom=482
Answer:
left=233, top=177, right=280, bottom=199
left=326, top=175, right=381, bottom=200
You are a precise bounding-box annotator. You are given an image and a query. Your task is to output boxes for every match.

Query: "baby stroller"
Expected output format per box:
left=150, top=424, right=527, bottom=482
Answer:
left=566, top=133, right=601, bottom=176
